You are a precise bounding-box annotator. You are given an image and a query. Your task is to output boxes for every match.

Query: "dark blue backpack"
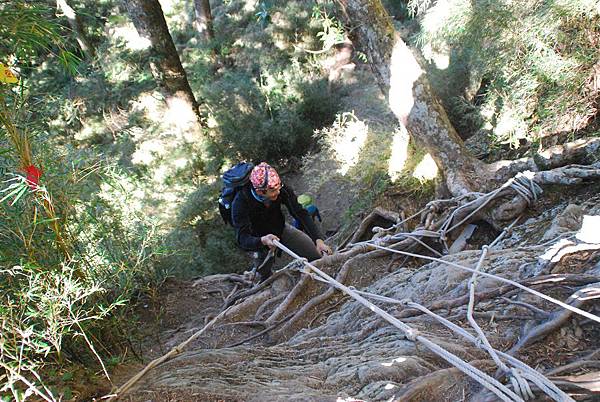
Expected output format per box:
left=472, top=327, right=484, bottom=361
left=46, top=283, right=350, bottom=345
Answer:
left=218, top=162, right=254, bottom=225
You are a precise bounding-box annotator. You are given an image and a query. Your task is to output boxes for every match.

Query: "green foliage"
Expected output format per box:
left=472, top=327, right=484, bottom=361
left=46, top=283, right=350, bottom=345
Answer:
left=0, top=145, right=170, bottom=399
left=0, top=263, right=118, bottom=401
left=0, top=0, right=81, bottom=74
left=311, top=4, right=346, bottom=51
left=175, top=181, right=250, bottom=276
left=410, top=0, right=600, bottom=144
left=0, top=2, right=176, bottom=398
left=205, top=69, right=338, bottom=163
left=255, top=1, right=272, bottom=27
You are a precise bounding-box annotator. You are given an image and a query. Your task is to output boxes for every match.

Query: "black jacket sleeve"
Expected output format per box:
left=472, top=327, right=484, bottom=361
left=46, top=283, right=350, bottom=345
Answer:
left=231, top=190, right=263, bottom=251
left=282, top=185, right=325, bottom=242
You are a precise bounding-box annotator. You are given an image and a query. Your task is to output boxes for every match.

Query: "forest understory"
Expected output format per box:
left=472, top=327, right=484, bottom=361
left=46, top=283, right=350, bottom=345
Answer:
left=2, top=1, right=600, bottom=401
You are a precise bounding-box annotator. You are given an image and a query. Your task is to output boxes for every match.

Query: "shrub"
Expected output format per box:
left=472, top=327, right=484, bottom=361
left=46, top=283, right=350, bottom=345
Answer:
left=410, top=0, right=600, bottom=145
left=205, top=68, right=339, bottom=164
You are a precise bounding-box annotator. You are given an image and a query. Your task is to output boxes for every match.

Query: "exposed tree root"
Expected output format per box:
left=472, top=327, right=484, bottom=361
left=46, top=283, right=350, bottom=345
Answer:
left=394, top=360, right=494, bottom=401
left=545, top=350, right=600, bottom=376
left=349, top=207, right=400, bottom=244
left=548, top=371, right=600, bottom=395
left=222, top=165, right=600, bottom=345
left=225, top=312, right=295, bottom=348
left=115, top=166, right=600, bottom=401
left=508, top=282, right=600, bottom=356
left=223, top=268, right=292, bottom=308
left=396, top=274, right=600, bottom=319
left=254, top=292, right=287, bottom=321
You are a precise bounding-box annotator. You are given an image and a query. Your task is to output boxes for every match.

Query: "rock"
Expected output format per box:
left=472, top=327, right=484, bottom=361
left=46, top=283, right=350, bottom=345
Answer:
left=542, top=204, right=584, bottom=241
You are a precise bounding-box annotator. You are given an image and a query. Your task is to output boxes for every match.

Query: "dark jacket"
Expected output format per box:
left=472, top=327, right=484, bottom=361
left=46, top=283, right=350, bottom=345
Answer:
left=231, top=183, right=325, bottom=251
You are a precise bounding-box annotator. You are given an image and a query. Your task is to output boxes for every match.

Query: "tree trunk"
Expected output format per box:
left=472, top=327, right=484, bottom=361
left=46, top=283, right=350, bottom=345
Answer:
left=123, top=0, right=202, bottom=124
left=193, top=0, right=214, bottom=41
left=56, top=0, right=95, bottom=58
left=338, top=0, right=486, bottom=196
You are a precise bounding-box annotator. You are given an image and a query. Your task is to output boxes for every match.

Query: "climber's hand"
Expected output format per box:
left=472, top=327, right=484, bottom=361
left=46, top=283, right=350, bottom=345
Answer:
left=261, top=234, right=279, bottom=250
left=316, top=239, right=332, bottom=256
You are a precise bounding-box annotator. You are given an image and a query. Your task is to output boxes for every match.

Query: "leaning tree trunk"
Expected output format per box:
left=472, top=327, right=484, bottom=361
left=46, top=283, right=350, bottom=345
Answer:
left=193, top=0, right=214, bottom=41
left=56, top=0, right=95, bottom=58
left=123, top=0, right=202, bottom=124
left=338, top=0, right=487, bottom=196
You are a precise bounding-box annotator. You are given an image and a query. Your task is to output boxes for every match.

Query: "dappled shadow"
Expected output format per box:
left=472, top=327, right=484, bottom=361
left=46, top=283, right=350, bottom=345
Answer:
left=422, top=0, right=599, bottom=147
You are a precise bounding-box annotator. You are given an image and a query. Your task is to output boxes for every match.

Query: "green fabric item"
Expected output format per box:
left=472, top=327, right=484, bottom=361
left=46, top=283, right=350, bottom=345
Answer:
left=297, top=194, right=312, bottom=208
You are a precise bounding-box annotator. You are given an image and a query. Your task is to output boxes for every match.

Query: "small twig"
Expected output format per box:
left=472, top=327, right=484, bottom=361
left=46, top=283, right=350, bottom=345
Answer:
left=218, top=321, right=267, bottom=329
left=501, top=297, right=550, bottom=318
left=545, top=350, right=600, bottom=376
left=223, top=284, right=239, bottom=306
left=70, top=307, right=112, bottom=385
left=308, top=296, right=348, bottom=328
left=224, top=312, right=295, bottom=348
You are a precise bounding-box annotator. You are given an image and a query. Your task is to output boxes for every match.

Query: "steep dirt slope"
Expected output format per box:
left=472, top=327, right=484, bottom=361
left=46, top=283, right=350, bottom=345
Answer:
left=115, top=181, right=600, bottom=401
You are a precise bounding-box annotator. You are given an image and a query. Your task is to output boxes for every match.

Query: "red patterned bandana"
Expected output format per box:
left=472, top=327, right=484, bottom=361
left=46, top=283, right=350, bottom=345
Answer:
left=250, top=162, right=281, bottom=190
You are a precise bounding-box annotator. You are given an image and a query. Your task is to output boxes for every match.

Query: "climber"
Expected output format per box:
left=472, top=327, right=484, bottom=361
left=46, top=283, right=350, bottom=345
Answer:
left=231, top=162, right=332, bottom=282
left=292, top=193, right=322, bottom=232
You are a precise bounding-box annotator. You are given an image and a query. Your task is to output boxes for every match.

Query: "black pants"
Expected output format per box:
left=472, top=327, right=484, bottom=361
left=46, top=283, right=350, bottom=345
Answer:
left=253, top=224, right=322, bottom=280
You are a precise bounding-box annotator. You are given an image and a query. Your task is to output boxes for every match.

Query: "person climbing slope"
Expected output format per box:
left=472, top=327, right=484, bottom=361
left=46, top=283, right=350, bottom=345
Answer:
left=292, top=193, right=322, bottom=233
left=231, top=162, right=331, bottom=282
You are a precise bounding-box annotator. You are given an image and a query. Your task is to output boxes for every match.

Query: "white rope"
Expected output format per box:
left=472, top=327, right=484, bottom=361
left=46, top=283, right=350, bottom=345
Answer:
left=274, top=241, right=526, bottom=402
left=284, top=240, right=572, bottom=400
left=352, top=291, right=573, bottom=402
left=466, top=234, right=533, bottom=400
left=386, top=232, right=443, bottom=257
left=376, top=206, right=430, bottom=233
left=355, top=171, right=543, bottom=253
left=362, top=242, right=600, bottom=325
left=465, top=218, right=536, bottom=400
left=274, top=171, right=580, bottom=400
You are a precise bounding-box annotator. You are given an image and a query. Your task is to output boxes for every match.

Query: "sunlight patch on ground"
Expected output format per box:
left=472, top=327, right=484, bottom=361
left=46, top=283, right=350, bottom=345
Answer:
left=328, top=114, right=368, bottom=176
left=111, top=26, right=151, bottom=51
left=412, top=153, right=438, bottom=180
left=387, top=126, right=410, bottom=182
left=164, top=96, right=199, bottom=140
left=577, top=215, right=600, bottom=243
left=131, top=139, right=166, bottom=165
left=132, top=92, right=163, bottom=119
left=381, top=357, right=407, bottom=367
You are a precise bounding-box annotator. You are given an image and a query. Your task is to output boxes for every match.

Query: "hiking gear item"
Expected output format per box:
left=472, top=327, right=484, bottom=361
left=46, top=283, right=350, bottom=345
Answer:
left=297, top=194, right=312, bottom=208
left=218, top=162, right=254, bottom=225
left=250, top=162, right=281, bottom=190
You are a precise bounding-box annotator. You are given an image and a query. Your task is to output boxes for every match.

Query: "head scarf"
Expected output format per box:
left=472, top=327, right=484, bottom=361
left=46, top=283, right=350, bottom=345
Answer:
left=250, top=162, right=281, bottom=190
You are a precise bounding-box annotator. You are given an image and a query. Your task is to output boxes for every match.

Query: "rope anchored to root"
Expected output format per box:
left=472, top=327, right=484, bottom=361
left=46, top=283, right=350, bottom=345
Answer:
left=273, top=227, right=580, bottom=402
